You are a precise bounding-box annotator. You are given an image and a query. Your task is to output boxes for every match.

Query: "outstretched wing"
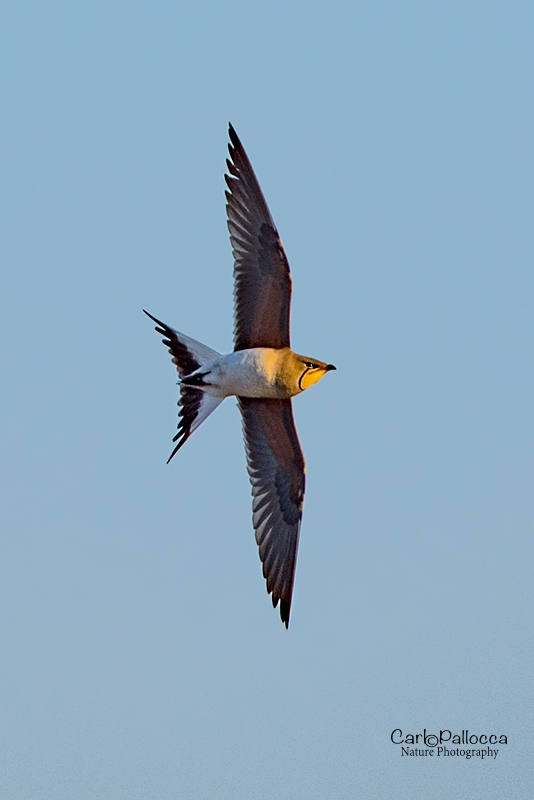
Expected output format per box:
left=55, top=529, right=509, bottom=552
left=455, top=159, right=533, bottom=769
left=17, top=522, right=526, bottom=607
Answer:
left=144, top=310, right=223, bottom=462
left=226, top=124, right=293, bottom=351
left=239, top=397, right=305, bottom=627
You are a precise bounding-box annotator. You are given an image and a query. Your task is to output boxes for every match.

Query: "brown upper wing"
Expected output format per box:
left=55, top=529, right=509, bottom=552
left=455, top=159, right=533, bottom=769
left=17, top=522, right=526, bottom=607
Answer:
left=239, top=397, right=305, bottom=627
left=226, top=124, right=292, bottom=351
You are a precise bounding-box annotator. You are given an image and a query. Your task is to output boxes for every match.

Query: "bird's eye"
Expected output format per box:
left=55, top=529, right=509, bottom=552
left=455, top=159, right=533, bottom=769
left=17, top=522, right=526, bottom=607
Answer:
left=305, top=361, right=314, bottom=368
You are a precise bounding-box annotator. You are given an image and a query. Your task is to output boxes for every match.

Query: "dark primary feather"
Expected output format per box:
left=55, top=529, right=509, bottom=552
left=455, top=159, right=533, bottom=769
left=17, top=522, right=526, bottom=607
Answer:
left=239, top=397, right=306, bottom=628
left=226, top=124, right=293, bottom=351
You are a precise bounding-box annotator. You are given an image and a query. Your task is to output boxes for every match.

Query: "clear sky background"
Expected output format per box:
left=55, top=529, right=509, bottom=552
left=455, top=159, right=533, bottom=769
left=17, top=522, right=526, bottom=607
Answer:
left=1, top=1, right=533, bottom=798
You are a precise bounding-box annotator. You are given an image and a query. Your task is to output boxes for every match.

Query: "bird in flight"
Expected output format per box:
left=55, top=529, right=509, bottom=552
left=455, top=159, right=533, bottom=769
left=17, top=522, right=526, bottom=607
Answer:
left=145, top=124, right=335, bottom=627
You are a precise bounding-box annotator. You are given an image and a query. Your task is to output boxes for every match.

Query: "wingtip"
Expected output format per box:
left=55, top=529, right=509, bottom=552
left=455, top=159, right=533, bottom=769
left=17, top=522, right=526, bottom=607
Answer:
left=228, top=122, right=242, bottom=153
left=280, top=600, right=291, bottom=629
left=270, top=591, right=291, bottom=628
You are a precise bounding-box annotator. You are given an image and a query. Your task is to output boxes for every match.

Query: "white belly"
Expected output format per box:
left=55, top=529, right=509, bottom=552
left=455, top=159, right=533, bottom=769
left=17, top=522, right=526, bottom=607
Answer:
left=200, top=348, right=289, bottom=398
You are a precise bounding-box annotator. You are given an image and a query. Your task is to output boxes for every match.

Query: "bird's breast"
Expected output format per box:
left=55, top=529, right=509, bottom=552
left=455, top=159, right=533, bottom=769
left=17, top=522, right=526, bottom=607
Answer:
left=204, top=348, right=299, bottom=399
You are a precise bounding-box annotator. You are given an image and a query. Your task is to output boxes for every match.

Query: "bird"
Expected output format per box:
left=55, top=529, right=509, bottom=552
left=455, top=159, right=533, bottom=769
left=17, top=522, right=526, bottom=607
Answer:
left=145, top=124, right=335, bottom=627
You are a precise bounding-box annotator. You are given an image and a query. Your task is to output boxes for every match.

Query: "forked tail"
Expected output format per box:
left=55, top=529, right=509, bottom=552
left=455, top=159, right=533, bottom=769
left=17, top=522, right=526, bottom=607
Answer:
left=144, top=310, right=224, bottom=461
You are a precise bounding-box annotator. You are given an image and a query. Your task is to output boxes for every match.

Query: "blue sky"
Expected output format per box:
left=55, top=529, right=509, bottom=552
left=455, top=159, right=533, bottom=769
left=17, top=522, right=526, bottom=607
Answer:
left=1, top=1, right=533, bottom=797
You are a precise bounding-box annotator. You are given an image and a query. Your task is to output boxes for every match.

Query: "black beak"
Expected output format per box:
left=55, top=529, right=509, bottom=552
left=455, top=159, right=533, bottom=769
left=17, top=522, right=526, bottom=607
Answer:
left=325, top=364, right=336, bottom=371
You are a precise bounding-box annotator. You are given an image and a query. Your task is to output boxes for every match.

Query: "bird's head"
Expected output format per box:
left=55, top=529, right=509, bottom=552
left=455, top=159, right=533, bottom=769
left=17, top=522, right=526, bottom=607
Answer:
left=295, top=355, right=336, bottom=391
